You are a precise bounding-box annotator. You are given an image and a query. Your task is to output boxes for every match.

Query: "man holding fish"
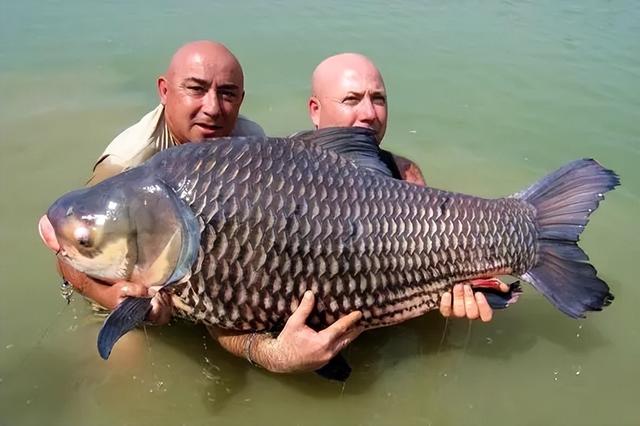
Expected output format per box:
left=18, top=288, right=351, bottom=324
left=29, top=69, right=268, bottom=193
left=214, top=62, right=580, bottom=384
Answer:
left=39, top=40, right=507, bottom=374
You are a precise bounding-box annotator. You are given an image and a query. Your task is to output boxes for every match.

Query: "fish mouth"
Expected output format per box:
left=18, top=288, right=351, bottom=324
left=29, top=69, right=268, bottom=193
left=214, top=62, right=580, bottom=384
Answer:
left=38, top=214, right=61, bottom=253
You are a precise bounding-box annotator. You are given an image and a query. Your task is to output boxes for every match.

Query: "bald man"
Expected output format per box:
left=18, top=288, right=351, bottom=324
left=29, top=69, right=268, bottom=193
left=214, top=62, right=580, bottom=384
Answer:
left=87, top=40, right=264, bottom=186
left=55, top=40, right=265, bottom=320
left=309, top=53, right=424, bottom=182
left=308, top=53, right=509, bottom=320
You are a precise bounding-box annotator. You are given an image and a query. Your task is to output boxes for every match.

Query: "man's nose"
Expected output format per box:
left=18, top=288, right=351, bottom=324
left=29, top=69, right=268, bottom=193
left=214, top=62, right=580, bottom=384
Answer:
left=357, top=97, right=377, bottom=123
left=201, top=91, right=221, bottom=117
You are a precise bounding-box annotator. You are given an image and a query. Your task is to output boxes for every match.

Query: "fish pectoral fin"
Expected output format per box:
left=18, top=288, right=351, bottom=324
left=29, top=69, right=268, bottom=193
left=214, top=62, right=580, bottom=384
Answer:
left=314, top=352, right=352, bottom=382
left=296, top=127, right=393, bottom=177
left=97, top=297, right=152, bottom=360
left=474, top=281, right=523, bottom=310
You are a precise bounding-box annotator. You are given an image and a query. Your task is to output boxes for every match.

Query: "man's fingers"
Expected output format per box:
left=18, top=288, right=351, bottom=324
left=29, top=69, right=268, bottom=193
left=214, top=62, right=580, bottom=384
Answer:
left=148, top=285, right=163, bottom=297
left=322, top=311, right=363, bottom=341
left=452, top=284, right=466, bottom=317
left=463, top=285, right=479, bottom=320
left=147, top=292, right=173, bottom=325
left=115, top=281, right=149, bottom=298
left=468, top=277, right=510, bottom=293
left=439, top=292, right=452, bottom=317
left=486, top=277, right=510, bottom=292
left=475, top=292, right=493, bottom=322
left=333, top=326, right=364, bottom=353
left=287, top=291, right=315, bottom=327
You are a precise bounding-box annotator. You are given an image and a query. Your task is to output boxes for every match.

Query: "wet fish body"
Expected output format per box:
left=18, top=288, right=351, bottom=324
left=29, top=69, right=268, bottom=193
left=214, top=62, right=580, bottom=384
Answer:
left=45, top=128, right=619, bottom=362
left=171, top=143, right=538, bottom=330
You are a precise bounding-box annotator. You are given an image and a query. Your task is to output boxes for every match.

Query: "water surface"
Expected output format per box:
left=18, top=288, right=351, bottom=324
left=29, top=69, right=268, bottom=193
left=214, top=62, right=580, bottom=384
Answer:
left=1, top=1, right=639, bottom=425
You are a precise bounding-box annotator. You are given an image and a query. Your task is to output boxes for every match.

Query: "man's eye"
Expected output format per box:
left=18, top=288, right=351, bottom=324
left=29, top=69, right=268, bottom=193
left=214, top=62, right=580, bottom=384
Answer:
left=373, top=96, right=387, bottom=106
left=220, top=91, right=237, bottom=101
left=187, top=86, right=205, bottom=94
left=342, top=97, right=360, bottom=106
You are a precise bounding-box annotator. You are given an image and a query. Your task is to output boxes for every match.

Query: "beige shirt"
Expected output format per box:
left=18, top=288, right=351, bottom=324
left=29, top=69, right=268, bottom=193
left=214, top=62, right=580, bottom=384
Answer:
left=87, top=104, right=265, bottom=185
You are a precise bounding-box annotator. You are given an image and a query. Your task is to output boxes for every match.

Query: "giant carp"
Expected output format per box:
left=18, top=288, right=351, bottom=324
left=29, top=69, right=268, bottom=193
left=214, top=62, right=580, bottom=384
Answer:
left=43, top=127, right=618, bottom=374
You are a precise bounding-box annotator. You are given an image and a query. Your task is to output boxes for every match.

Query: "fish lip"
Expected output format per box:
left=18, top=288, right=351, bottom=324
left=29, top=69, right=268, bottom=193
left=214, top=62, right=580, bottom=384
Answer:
left=38, top=214, right=61, bottom=253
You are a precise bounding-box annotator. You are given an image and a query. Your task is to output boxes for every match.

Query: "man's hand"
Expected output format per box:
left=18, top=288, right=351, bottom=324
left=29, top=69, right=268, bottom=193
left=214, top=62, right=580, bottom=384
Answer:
left=146, top=289, right=173, bottom=325
left=210, top=291, right=364, bottom=373
left=56, top=260, right=172, bottom=325
left=267, top=291, right=363, bottom=373
left=439, top=279, right=510, bottom=322
left=57, top=260, right=120, bottom=310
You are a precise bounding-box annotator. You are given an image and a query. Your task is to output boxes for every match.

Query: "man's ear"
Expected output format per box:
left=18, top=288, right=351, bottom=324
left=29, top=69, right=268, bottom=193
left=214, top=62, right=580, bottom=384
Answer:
left=308, top=96, right=320, bottom=129
left=239, top=90, right=245, bottom=106
left=157, top=76, right=168, bottom=105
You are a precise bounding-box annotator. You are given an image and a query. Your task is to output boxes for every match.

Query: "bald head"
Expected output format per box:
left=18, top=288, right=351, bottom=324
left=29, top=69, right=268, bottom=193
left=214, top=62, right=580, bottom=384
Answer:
left=309, top=53, right=388, bottom=142
left=311, top=53, right=384, bottom=96
left=158, top=40, right=245, bottom=143
left=166, top=40, right=244, bottom=86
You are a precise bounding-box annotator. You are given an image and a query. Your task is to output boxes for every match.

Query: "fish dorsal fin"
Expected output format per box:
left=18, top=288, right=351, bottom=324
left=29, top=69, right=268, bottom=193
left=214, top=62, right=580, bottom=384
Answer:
left=295, top=127, right=393, bottom=177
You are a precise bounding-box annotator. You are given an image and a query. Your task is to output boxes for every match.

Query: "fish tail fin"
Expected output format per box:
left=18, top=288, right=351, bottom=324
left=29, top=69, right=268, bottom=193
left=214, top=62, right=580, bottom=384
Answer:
left=514, top=159, right=619, bottom=318
left=97, top=297, right=152, bottom=359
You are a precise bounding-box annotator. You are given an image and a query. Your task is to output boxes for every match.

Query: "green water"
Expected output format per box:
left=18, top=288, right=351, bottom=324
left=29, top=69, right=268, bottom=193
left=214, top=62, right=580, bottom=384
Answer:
left=1, top=1, right=639, bottom=425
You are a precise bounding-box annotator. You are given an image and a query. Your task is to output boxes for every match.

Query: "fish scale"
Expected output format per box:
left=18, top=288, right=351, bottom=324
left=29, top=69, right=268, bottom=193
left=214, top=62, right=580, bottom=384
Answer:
left=162, top=135, right=539, bottom=331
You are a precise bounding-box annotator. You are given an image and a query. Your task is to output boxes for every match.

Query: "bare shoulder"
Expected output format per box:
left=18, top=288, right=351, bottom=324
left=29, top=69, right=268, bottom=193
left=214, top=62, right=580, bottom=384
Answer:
left=390, top=153, right=427, bottom=186
left=233, top=115, right=266, bottom=137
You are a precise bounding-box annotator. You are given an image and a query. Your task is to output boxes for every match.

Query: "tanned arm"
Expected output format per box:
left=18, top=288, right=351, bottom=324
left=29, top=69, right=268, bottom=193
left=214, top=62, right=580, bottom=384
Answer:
left=208, top=291, right=363, bottom=373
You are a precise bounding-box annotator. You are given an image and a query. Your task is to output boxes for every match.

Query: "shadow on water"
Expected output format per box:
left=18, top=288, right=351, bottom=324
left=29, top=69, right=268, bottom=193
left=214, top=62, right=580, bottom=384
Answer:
left=10, top=282, right=611, bottom=422
left=148, top=286, right=611, bottom=405
left=465, top=297, right=612, bottom=358
left=147, top=321, right=251, bottom=413
left=144, top=311, right=455, bottom=403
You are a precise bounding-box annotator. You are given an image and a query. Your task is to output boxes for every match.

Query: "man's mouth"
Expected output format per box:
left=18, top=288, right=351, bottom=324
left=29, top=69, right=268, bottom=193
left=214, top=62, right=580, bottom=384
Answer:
left=194, top=123, right=223, bottom=136
left=354, top=123, right=378, bottom=132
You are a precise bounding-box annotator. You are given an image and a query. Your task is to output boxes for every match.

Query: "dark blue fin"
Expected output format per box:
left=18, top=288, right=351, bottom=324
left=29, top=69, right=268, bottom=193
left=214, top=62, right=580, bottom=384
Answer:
left=474, top=281, right=523, bottom=310
left=314, top=353, right=352, bottom=382
left=97, top=297, right=152, bottom=360
left=296, top=127, right=394, bottom=177
left=514, top=159, right=619, bottom=318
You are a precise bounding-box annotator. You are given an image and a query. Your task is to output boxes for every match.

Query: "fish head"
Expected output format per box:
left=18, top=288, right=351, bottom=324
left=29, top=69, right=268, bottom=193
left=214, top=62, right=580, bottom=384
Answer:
left=46, top=183, right=138, bottom=283
left=45, top=169, right=201, bottom=288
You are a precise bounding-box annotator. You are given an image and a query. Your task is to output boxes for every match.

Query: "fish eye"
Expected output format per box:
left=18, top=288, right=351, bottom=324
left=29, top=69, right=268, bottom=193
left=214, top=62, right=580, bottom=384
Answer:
left=78, top=234, right=91, bottom=247
left=74, top=227, right=93, bottom=248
